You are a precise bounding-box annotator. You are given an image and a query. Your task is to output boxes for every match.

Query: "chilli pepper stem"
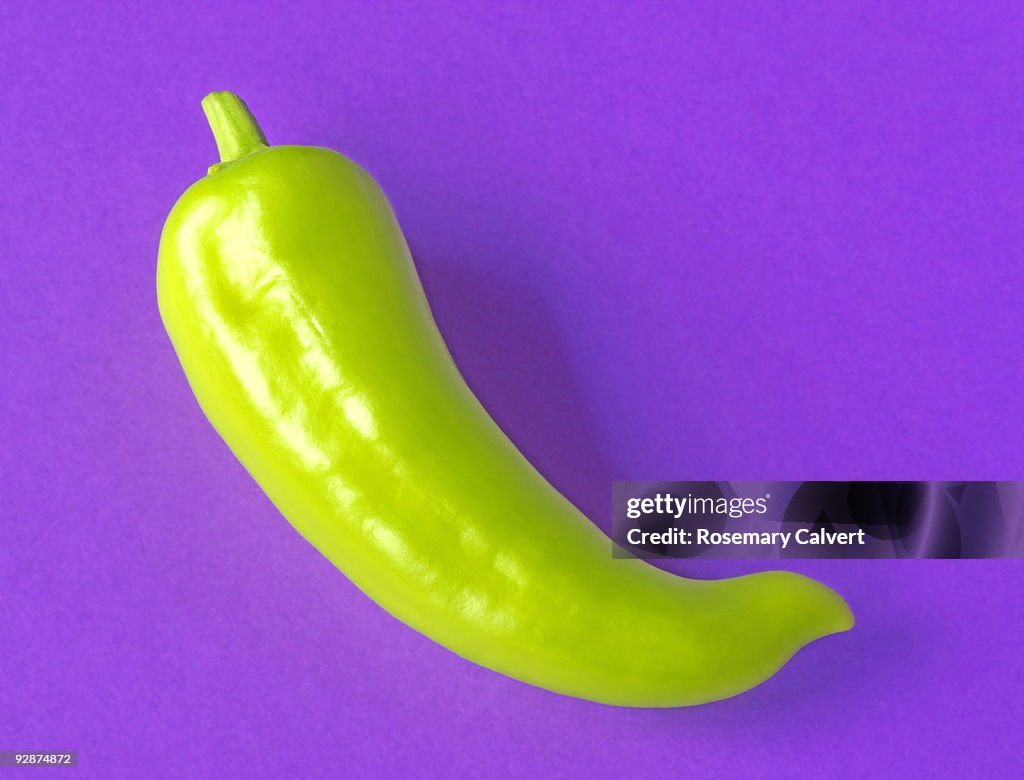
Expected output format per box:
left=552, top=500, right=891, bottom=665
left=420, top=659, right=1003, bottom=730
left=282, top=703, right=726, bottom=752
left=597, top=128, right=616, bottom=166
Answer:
left=201, top=91, right=268, bottom=165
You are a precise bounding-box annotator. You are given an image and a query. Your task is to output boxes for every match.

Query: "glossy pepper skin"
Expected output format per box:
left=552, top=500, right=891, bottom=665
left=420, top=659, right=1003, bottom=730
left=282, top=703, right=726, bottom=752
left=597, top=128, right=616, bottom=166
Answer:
left=157, top=92, right=853, bottom=707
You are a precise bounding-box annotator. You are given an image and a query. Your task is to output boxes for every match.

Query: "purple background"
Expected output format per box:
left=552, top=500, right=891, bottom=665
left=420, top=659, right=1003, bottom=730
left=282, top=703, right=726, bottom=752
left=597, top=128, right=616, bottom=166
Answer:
left=2, top=2, right=1023, bottom=777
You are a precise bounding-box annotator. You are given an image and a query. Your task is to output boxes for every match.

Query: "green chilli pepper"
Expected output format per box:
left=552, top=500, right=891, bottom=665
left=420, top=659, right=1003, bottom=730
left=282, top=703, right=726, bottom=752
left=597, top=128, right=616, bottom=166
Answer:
left=157, top=92, right=853, bottom=707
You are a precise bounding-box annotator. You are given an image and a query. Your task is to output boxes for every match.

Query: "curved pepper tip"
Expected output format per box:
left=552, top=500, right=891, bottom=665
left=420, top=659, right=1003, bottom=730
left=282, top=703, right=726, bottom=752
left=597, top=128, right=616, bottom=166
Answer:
left=826, top=592, right=855, bottom=636
left=756, top=569, right=854, bottom=645
left=807, top=575, right=855, bottom=638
